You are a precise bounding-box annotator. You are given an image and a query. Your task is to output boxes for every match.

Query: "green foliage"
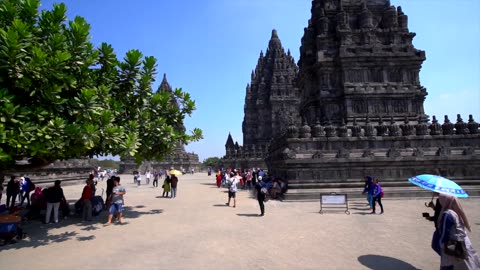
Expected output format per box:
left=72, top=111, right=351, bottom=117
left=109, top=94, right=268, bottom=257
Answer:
left=0, top=0, right=203, bottom=169
left=203, top=157, right=221, bottom=168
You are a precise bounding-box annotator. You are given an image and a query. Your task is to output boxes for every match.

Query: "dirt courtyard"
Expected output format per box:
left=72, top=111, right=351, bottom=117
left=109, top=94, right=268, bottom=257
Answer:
left=0, top=173, right=479, bottom=270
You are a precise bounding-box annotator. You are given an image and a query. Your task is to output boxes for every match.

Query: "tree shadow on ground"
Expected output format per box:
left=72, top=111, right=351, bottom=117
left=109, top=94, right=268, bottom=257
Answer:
left=236, top=213, right=260, bottom=217
left=0, top=205, right=163, bottom=250
left=358, top=255, right=418, bottom=270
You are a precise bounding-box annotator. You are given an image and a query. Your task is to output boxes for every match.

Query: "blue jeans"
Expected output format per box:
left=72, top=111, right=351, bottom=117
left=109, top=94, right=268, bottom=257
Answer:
left=171, top=188, right=177, bottom=198
left=367, top=194, right=373, bottom=208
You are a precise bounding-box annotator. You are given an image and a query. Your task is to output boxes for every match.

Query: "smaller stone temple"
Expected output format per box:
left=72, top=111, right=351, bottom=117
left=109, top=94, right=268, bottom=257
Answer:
left=119, top=74, right=201, bottom=174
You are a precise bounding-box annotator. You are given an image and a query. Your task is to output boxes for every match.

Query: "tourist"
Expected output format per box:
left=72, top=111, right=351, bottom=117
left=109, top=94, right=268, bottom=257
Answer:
left=81, top=179, right=94, bottom=221
left=6, top=176, right=19, bottom=209
left=44, top=180, right=66, bottom=224
left=18, top=177, right=26, bottom=203
left=255, top=176, right=266, bottom=216
left=208, top=167, right=212, bottom=176
left=245, top=170, right=253, bottom=190
left=371, top=178, right=384, bottom=214
left=20, top=177, right=35, bottom=207
left=170, top=174, right=179, bottom=198
left=153, top=171, right=159, bottom=187
left=216, top=170, right=222, bottom=188
left=226, top=172, right=239, bottom=208
left=162, top=175, right=171, bottom=197
left=0, top=179, right=4, bottom=205
left=136, top=172, right=142, bottom=186
left=146, top=170, right=151, bottom=185
left=105, top=177, right=126, bottom=225
left=362, top=176, right=374, bottom=210
left=106, top=175, right=115, bottom=206
left=435, top=193, right=480, bottom=269
left=191, top=168, right=194, bottom=175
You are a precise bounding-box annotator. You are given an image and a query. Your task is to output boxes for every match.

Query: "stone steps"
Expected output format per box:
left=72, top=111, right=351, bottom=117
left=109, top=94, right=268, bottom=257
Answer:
left=287, top=179, right=480, bottom=190
left=283, top=184, right=480, bottom=202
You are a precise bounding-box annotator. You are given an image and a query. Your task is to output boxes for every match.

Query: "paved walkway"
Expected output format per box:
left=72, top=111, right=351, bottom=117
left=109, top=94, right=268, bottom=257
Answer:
left=0, top=174, right=479, bottom=270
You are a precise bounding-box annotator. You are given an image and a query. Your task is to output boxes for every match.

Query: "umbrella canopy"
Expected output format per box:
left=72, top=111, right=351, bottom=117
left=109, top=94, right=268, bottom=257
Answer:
left=408, top=174, right=468, bottom=198
left=169, top=169, right=182, bottom=175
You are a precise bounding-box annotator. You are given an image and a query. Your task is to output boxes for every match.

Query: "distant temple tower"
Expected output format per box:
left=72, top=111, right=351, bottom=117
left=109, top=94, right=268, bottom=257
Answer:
left=119, top=74, right=201, bottom=173
left=224, top=30, right=300, bottom=169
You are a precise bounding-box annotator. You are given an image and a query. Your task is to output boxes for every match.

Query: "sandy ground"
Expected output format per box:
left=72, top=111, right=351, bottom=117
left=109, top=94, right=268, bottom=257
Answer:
left=0, top=174, right=479, bottom=270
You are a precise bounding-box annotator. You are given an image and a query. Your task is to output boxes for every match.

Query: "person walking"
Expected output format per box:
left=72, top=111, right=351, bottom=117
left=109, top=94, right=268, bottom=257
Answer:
left=153, top=171, right=159, bottom=187
left=170, top=174, right=179, bottom=198
left=20, top=177, right=35, bottom=207
left=45, top=180, right=66, bottom=224
left=226, top=172, right=239, bottom=208
left=371, top=178, right=384, bottom=214
left=162, top=175, right=171, bottom=197
left=6, top=176, right=20, bottom=209
left=436, top=193, right=480, bottom=269
left=81, top=179, right=94, bottom=221
left=215, top=170, right=222, bottom=188
left=362, top=176, right=374, bottom=210
left=136, top=172, right=142, bottom=186
left=255, top=176, right=266, bottom=216
left=105, top=177, right=126, bottom=225
left=146, top=171, right=151, bottom=185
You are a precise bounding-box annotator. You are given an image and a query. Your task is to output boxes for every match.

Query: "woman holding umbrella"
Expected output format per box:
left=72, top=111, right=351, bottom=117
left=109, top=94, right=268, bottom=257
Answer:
left=436, top=193, right=480, bottom=269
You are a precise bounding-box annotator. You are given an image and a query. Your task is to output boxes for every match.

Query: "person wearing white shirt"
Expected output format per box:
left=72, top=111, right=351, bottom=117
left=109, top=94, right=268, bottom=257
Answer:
left=226, top=172, right=239, bottom=208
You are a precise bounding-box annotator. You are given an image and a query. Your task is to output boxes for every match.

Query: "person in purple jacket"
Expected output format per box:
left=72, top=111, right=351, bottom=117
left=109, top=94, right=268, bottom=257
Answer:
left=371, top=178, right=384, bottom=214
left=362, top=176, right=374, bottom=210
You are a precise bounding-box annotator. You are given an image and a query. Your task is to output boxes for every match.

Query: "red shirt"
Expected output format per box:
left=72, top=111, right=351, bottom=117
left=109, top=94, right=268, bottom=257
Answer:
left=81, top=185, right=93, bottom=201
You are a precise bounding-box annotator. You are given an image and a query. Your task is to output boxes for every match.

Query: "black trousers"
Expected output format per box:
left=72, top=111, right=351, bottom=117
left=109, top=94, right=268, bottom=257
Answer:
left=373, top=196, right=384, bottom=213
left=6, top=194, right=17, bottom=208
left=257, top=198, right=265, bottom=215
left=153, top=179, right=158, bottom=187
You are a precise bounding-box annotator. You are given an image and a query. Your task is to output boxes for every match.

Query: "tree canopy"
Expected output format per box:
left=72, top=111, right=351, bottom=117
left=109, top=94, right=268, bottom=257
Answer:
left=0, top=0, right=202, bottom=170
left=202, top=157, right=221, bottom=168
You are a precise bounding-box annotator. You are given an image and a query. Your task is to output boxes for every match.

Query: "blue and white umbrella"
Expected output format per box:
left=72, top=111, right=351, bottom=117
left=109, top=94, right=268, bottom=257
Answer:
left=408, top=174, right=468, bottom=198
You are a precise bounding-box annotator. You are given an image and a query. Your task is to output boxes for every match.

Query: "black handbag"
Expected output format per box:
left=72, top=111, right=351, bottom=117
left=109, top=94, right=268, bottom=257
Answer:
left=444, top=240, right=467, bottom=259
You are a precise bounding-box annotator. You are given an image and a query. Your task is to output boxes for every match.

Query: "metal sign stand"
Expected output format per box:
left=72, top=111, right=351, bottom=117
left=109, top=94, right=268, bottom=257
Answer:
left=319, top=193, right=350, bottom=215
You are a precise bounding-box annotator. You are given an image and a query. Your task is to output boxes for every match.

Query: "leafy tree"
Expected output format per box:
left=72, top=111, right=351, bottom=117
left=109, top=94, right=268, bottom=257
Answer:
left=0, top=0, right=202, bottom=171
left=203, top=157, right=221, bottom=168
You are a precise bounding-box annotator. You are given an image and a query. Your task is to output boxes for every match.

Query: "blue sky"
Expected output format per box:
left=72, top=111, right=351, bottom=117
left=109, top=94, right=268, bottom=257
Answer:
left=43, top=0, right=480, bottom=161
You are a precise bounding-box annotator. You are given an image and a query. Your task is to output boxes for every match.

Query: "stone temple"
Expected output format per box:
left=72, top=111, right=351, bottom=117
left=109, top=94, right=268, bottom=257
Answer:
left=119, top=74, right=201, bottom=174
left=226, top=0, right=480, bottom=199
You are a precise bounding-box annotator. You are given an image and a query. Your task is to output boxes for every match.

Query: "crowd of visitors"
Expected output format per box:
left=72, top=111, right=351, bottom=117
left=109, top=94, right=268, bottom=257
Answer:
left=214, top=167, right=287, bottom=216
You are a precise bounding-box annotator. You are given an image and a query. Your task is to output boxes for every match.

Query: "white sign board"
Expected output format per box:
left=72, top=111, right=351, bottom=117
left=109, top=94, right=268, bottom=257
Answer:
left=321, top=195, right=346, bottom=205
